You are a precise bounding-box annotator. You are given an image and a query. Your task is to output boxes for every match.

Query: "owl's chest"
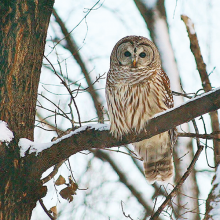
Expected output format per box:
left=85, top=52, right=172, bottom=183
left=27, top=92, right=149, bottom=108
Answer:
left=113, top=82, right=167, bottom=130
left=116, top=83, right=165, bottom=112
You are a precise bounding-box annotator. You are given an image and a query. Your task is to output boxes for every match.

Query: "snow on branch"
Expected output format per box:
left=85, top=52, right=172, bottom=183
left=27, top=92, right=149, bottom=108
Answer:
left=23, top=87, right=220, bottom=177
left=0, top=120, right=14, bottom=144
left=19, top=124, right=110, bottom=157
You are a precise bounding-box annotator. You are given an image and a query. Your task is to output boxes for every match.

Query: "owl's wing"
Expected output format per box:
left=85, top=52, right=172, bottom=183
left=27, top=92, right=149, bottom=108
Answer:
left=159, top=70, right=177, bottom=146
left=159, top=69, right=174, bottom=109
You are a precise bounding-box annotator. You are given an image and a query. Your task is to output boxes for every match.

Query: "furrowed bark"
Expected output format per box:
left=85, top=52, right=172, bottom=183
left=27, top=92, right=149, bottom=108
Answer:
left=0, top=1, right=54, bottom=219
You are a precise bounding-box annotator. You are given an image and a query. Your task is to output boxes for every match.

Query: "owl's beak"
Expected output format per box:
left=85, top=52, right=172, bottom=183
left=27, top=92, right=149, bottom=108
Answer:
left=132, top=59, right=137, bottom=68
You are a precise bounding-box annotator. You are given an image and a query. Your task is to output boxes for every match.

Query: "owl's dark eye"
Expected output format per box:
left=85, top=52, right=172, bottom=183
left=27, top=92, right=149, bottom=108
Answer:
left=124, top=51, right=131, bottom=57
left=139, top=52, right=146, bottom=58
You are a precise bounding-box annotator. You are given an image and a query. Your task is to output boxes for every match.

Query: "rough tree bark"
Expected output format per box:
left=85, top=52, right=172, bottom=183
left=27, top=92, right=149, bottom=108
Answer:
left=0, top=0, right=54, bottom=219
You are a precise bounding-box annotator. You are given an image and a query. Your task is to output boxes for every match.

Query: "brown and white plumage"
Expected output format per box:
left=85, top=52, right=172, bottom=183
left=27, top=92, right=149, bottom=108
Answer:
left=105, top=36, right=176, bottom=183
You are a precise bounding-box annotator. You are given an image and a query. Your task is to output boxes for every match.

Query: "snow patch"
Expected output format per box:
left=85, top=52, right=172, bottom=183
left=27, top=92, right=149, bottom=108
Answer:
left=153, top=87, right=220, bottom=119
left=0, top=120, right=14, bottom=144
left=187, top=19, right=196, bottom=34
left=142, top=0, right=157, bottom=9
left=19, top=123, right=110, bottom=157
left=19, top=138, right=53, bottom=157
left=71, top=123, right=110, bottom=135
left=209, top=164, right=220, bottom=219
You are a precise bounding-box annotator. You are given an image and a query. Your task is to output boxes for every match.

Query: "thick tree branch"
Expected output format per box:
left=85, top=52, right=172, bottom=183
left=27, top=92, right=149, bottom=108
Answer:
left=36, top=114, right=158, bottom=217
left=24, top=87, right=220, bottom=178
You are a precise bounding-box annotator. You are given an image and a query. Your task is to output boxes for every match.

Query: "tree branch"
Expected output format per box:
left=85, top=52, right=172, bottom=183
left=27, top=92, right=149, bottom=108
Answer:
left=24, top=87, right=220, bottom=178
left=52, top=9, right=104, bottom=123
left=181, top=15, right=220, bottom=166
left=92, top=149, right=157, bottom=218
left=36, top=113, right=158, bottom=217
left=178, top=132, right=220, bottom=141
left=150, top=145, right=204, bottom=220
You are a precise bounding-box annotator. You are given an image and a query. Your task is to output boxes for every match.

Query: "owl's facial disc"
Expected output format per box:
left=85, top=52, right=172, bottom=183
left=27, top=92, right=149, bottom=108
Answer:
left=116, top=42, right=134, bottom=66
left=134, top=45, right=154, bottom=67
left=116, top=42, right=154, bottom=68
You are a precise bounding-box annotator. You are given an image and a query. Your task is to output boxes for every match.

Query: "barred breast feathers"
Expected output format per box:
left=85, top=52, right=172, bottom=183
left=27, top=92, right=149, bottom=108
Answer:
left=106, top=69, right=170, bottom=139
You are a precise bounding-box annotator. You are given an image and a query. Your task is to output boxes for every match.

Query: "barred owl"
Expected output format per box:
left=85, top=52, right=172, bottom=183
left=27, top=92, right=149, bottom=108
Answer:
left=105, top=36, right=176, bottom=183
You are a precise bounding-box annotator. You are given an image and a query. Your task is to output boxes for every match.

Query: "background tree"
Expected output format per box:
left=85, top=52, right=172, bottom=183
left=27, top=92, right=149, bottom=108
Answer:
left=0, top=0, right=220, bottom=220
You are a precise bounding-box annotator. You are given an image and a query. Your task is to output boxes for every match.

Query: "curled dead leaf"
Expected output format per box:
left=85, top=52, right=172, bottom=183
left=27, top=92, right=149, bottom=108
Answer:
left=49, top=206, right=58, bottom=219
left=60, top=187, right=74, bottom=202
left=59, top=181, right=78, bottom=202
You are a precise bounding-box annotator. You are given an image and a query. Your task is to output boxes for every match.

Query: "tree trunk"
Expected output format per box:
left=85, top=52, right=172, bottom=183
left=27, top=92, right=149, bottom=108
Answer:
left=133, top=1, right=200, bottom=218
left=0, top=0, right=54, bottom=219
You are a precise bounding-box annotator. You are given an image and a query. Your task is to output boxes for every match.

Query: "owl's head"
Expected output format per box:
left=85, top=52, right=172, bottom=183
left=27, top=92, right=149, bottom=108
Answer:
left=110, top=36, right=161, bottom=71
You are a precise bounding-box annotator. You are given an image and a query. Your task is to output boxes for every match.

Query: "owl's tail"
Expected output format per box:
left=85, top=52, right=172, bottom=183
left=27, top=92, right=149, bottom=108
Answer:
left=134, top=133, right=174, bottom=183
left=143, top=153, right=173, bottom=183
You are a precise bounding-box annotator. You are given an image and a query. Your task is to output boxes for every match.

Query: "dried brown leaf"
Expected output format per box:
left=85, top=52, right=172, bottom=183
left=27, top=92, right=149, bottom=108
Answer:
left=60, top=187, right=74, bottom=202
left=50, top=206, right=57, bottom=215
left=59, top=180, right=78, bottom=203
left=70, top=182, right=78, bottom=192
left=55, top=175, right=66, bottom=186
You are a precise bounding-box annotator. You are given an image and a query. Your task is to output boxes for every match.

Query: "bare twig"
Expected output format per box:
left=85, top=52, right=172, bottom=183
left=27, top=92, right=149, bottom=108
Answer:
left=41, top=160, right=65, bottom=184
left=150, top=145, right=204, bottom=219
left=52, top=9, right=104, bottom=123
left=178, top=132, right=220, bottom=141
left=39, top=199, right=55, bottom=220
left=121, top=201, right=134, bottom=220
left=44, top=55, right=82, bottom=126
left=38, top=93, right=71, bottom=121
left=52, top=0, right=101, bottom=48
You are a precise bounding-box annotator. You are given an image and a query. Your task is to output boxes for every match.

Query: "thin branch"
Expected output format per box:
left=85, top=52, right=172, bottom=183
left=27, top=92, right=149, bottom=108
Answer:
left=102, top=148, right=142, bottom=161
left=121, top=201, right=134, bottom=220
left=38, top=93, right=71, bottom=121
left=150, top=145, right=204, bottom=220
left=43, top=55, right=82, bottom=126
left=52, top=9, right=104, bottom=123
left=52, top=0, right=101, bottom=48
left=178, top=132, right=220, bottom=141
left=39, top=199, right=55, bottom=220
left=92, top=149, right=156, bottom=217
left=41, top=160, right=65, bottom=184
left=181, top=14, right=220, bottom=166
